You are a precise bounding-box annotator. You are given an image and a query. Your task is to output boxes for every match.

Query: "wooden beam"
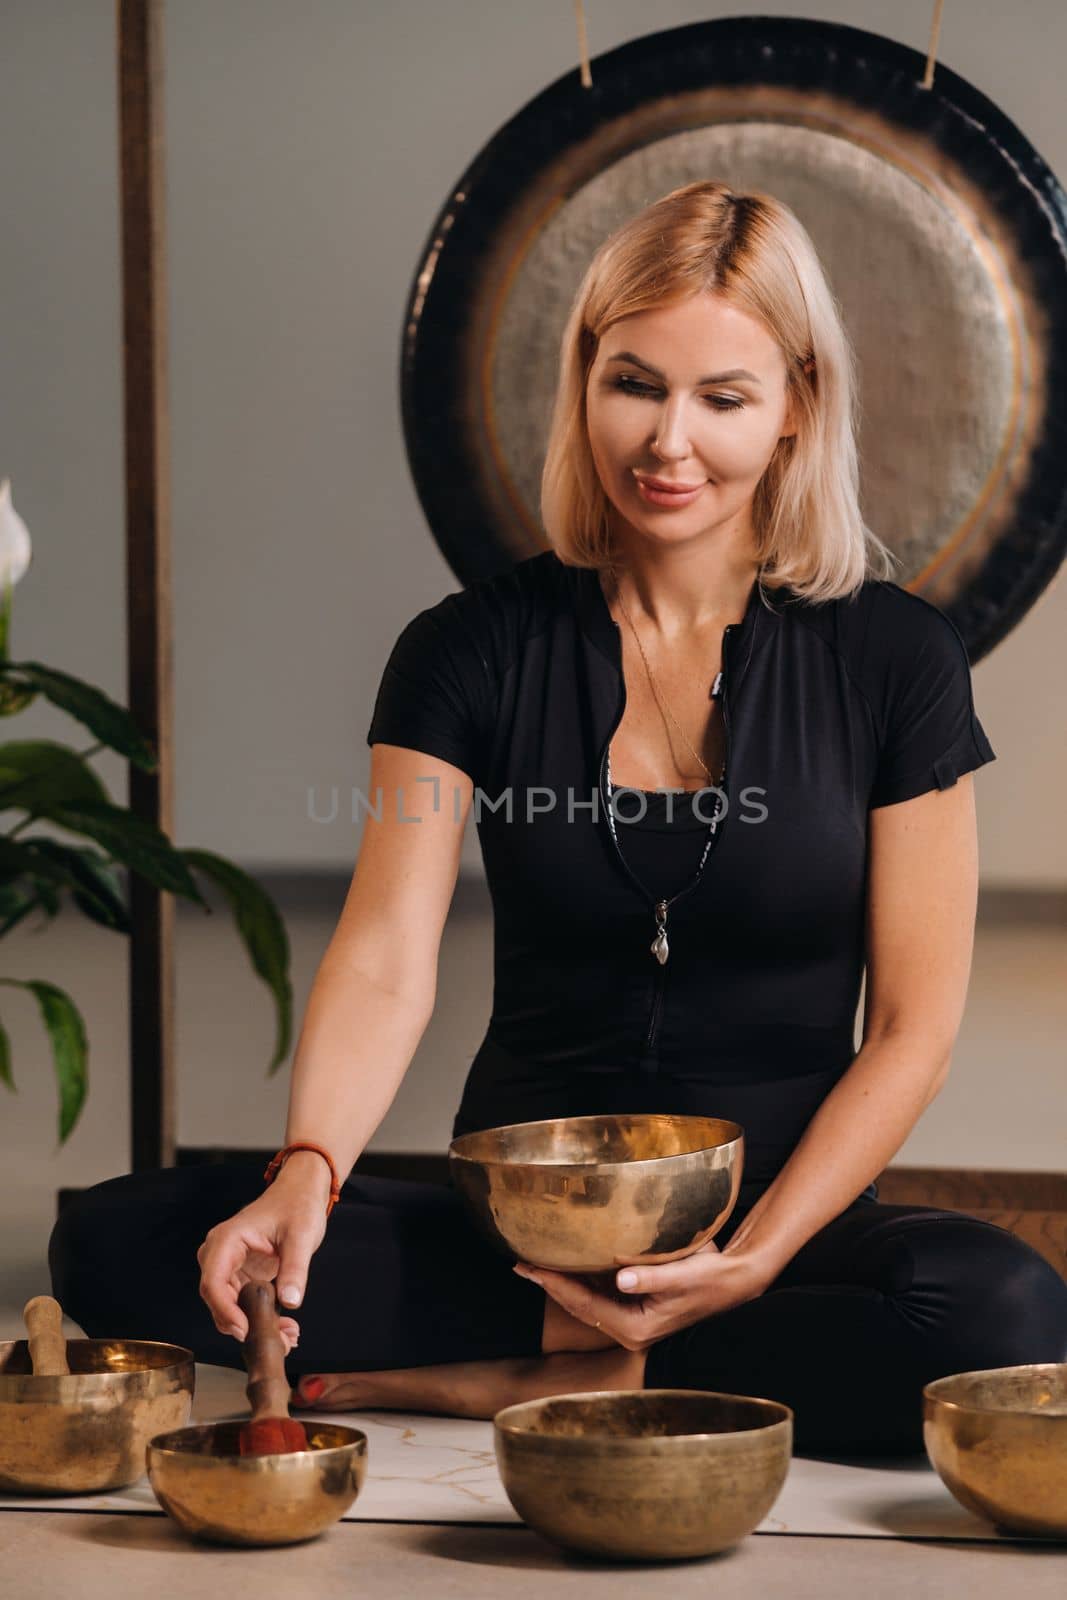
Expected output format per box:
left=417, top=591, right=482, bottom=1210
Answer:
left=117, top=0, right=175, bottom=1169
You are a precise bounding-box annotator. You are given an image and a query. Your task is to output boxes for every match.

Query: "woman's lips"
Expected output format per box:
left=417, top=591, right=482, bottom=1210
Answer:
left=635, top=476, right=708, bottom=508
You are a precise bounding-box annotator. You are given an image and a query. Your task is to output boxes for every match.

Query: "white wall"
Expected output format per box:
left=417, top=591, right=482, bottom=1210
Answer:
left=1, top=0, right=1065, bottom=890
left=1, top=2, right=1065, bottom=1226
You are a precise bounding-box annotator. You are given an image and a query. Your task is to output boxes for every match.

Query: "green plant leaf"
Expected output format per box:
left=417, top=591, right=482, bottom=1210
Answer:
left=25, top=882, right=61, bottom=921
left=0, top=884, right=50, bottom=938
left=0, top=881, right=34, bottom=917
left=48, top=801, right=209, bottom=907
left=0, top=836, right=128, bottom=932
left=0, top=741, right=110, bottom=814
left=0, top=836, right=73, bottom=887
left=0, top=752, right=204, bottom=908
left=31, top=980, right=88, bottom=1143
left=1, top=662, right=157, bottom=770
left=0, top=682, right=37, bottom=717
left=18, top=838, right=130, bottom=932
left=0, top=977, right=88, bottom=1142
left=181, top=848, right=293, bottom=1072
left=0, top=1015, right=12, bottom=1090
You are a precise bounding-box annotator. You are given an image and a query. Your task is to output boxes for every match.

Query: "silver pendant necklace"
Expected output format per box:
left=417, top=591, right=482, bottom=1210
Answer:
left=604, top=747, right=725, bottom=965
left=603, top=565, right=768, bottom=968
left=605, top=564, right=728, bottom=964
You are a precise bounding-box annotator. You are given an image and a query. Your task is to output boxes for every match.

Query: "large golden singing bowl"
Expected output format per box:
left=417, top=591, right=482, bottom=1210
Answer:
left=923, top=1363, right=1067, bottom=1537
left=495, top=1389, right=792, bottom=1560
left=146, top=1420, right=368, bottom=1545
left=449, top=1112, right=744, bottom=1274
left=0, top=1338, right=194, bottom=1493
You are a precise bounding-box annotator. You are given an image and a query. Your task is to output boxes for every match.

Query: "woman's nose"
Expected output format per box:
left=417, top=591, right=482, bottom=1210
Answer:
left=651, top=403, right=693, bottom=459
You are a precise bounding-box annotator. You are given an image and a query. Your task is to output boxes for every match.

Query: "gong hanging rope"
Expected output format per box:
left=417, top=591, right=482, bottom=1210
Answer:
left=922, top=0, right=947, bottom=90
left=573, top=1, right=948, bottom=93
left=574, top=1, right=592, bottom=90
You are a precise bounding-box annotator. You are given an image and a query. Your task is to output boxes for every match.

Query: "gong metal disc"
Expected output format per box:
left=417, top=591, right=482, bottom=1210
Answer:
left=400, top=17, right=1067, bottom=660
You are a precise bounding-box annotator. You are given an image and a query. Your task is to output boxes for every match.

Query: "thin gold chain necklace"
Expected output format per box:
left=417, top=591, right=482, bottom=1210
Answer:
left=607, top=564, right=725, bottom=788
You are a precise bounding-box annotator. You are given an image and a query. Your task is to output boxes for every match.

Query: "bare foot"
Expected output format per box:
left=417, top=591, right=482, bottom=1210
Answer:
left=293, top=1370, right=374, bottom=1410
left=292, top=1345, right=647, bottom=1420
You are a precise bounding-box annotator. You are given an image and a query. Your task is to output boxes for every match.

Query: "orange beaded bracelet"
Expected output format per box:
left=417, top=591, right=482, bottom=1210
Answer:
left=263, top=1142, right=342, bottom=1217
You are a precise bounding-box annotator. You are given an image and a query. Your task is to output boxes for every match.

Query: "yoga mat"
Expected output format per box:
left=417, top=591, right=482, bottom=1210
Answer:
left=0, top=1364, right=1061, bottom=1541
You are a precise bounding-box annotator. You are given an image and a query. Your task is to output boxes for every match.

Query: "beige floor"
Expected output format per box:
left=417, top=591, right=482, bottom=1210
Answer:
left=1, top=896, right=1064, bottom=1595
left=2, top=1510, right=1067, bottom=1600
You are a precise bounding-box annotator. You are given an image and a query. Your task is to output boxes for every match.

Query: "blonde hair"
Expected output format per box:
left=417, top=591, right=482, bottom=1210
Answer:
left=540, top=180, right=897, bottom=603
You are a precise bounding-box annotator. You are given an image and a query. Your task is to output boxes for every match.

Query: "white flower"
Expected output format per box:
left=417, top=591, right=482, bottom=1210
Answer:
left=0, top=478, right=32, bottom=590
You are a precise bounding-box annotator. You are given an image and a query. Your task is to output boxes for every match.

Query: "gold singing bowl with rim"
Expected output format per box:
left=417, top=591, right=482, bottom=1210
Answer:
left=146, top=1421, right=368, bottom=1545
left=0, top=1334, right=195, bottom=1493
left=494, top=1389, right=793, bottom=1560
left=449, top=1112, right=744, bottom=1273
left=923, top=1363, right=1067, bottom=1537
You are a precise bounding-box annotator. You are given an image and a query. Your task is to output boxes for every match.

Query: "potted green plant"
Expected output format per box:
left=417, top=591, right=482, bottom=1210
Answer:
left=0, top=477, right=291, bottom=1143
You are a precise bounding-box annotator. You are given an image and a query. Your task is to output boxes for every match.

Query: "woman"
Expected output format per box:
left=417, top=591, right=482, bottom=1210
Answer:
left=50, top=182, right=1067, bottom=1454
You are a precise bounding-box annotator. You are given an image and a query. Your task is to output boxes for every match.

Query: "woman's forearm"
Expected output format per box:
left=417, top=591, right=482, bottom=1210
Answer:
left=282, top=950, right=435, bottom=1182
left=720, top=1031, right=952, bottom=1285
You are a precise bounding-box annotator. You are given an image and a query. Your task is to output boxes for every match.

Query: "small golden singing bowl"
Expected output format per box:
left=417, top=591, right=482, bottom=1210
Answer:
left=449, top=1112, right=744, bottom=1274
left=923, top=1363, right=1067, bottom=1537
left=0, top=1338, right=195, bottom=1493
left=146, top=1420, right=368, bottom=1545
left=495, top=1389, right=792, bottom=1560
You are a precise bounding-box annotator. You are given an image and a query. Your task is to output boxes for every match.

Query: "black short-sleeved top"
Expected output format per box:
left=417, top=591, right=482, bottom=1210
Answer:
left=366, top=550, right=996, bottom=1197
left=608, top=782, right=714, bottom=902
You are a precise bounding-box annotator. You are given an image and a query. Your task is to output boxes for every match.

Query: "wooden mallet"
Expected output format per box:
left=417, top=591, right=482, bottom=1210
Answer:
left=23, top=1295, right=71, bottom=1376
left=236, top=1280, right=307, bottom=1456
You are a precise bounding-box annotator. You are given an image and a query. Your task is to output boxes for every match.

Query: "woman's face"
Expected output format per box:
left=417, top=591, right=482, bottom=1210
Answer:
left=585, top=292, right=798, bottom=550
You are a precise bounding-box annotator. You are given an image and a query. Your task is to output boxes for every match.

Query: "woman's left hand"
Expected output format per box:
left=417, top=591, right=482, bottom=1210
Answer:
left=513, top=1241, right=770, bottom=1351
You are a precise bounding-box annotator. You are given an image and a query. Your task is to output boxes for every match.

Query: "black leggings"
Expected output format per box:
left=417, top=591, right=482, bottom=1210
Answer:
left=48, top=1161, right=1067, bottom=1456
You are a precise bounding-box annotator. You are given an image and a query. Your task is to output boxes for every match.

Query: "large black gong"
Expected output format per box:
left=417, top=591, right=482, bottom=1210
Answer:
left=399, top=16, right=1067, bottom=662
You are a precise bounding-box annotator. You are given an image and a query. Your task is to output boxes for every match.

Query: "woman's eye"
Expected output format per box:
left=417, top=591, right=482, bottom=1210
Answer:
left=612, top=375, right=744, bottom=412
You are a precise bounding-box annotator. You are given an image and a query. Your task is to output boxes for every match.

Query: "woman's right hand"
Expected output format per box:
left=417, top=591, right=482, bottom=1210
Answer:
left=197, top=1152, right=335, bottom=1350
